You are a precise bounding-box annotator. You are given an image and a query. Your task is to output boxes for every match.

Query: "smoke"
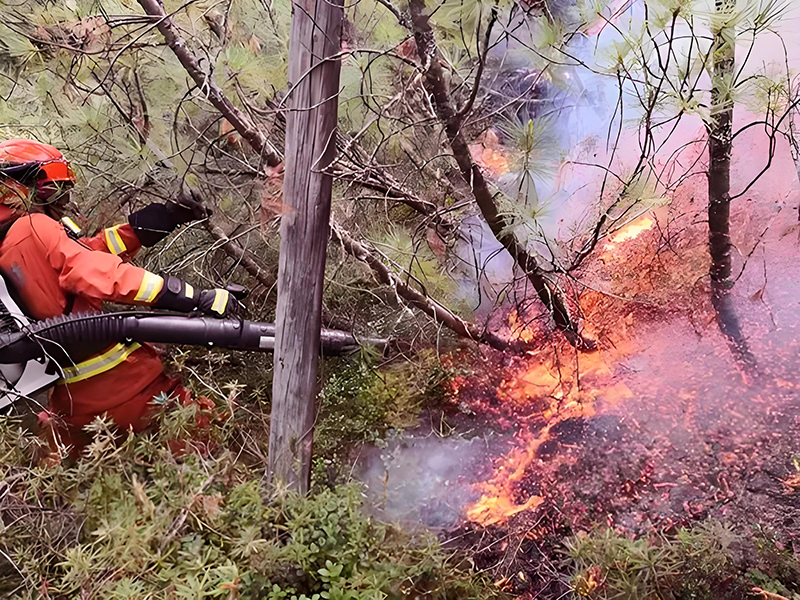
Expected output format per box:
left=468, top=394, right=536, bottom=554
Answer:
left=353, top=431, right=496, bottom=528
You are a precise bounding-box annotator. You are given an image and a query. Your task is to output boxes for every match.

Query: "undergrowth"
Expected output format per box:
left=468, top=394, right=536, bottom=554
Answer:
left=314, top=351, right=450, bottom=482
left=0, top=400, right=498, bottom=599
left=567, top=522, right=800, bottom=599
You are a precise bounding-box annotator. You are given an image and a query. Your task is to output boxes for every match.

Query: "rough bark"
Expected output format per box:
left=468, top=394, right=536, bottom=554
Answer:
left=330, top=223, right=517, bottom=352
left=707, top=3, right=758, bottom=375
left=708, top=0, right=735, bottom=284
left=268, top=0, right=343, bottom=493
left=407, top=0, right=586, bottom=347
left=711, top=288, right=758, bottom=379
left=136, top=0, right=281, bottom=167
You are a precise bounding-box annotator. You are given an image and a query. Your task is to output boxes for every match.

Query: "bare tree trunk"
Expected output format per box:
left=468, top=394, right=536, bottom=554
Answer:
left=407, top=0, right=588, bottom=348
left=268, top=0, right=343, bottom=493
left=708, top=0, right=735, bottom=284
left=707, top=2, right=758, bottom=376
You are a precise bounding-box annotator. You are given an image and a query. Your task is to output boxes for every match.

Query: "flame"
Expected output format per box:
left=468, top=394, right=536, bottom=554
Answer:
left=466, top=341, right=635, bottom=526
left=507, top=309, right=535, bottom=344
left=469, top=129, right=510, bottom=177
left=604, top=216, right=654, bottom=251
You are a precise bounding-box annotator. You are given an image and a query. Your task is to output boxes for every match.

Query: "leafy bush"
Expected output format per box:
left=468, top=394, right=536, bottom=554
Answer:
left=0, top=404, right=496, bottom=599
left=315, top=352, right=447, bottom=468
left=566, top=523, right=800, bottom=600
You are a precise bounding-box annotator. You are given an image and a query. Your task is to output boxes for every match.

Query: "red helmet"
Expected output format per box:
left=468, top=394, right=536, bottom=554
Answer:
left=0, top=139, right=76, bottom=187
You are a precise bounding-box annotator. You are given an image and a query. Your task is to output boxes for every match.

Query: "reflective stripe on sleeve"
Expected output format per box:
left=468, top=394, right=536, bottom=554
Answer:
left=134, top=271, right=164, bottom=303
left=104, top=225, right=128, bottom=255
left=211, top=289, right=230, bottom=315
left=61, top=216, right=82, bottom=236
left=184, top=283, right=194, bottom=299
left=60, top=342, right=142, bottom=384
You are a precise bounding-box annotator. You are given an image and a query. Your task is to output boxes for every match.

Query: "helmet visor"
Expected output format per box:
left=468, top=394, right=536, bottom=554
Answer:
left=35, top=180, right=73, bottom=207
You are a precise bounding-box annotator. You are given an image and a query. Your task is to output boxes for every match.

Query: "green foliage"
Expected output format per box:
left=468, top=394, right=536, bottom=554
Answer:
left=315, top=353, right=444, bottom=467
left=566, top=522, right=800, bottom=600
left=568, top=529, right=678, bottom=599
left=376, top=227, right=458, bottom=302
left=0, top=406, right=492, bottom=599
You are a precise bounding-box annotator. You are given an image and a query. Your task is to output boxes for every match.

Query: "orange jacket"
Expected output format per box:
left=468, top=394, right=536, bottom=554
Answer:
left=0, top=211, right=176, bottom=446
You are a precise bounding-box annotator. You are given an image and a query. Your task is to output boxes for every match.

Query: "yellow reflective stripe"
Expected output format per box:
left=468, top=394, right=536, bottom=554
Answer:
left=104, top=225, right=127, bottom=255
left=61, top=216, right=82, bottom=236
left=184, top=283, right=194, bottom=299
left=134, top=271, right=164, bottom=303
left=60, top=342, right=142, bottom=384
left=211, top=289, right=229, bottom=315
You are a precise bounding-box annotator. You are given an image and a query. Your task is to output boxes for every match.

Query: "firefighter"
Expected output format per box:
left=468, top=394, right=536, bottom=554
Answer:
left=0, top=138, right=237, bottom=451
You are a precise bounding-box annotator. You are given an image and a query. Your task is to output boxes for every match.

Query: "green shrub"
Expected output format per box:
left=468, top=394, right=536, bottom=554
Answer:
left=315, top=352, right=447, bottom=467
left=0, top=404, right=495, bottom=599
left=566, top=522, right=799, bottom=600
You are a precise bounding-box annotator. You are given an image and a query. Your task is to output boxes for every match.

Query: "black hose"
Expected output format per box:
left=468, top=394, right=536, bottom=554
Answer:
left=0, top=312, right=381, bottom=364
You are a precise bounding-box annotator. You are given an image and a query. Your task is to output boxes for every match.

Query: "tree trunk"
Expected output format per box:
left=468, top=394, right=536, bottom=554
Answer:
left=707, top=2, right=758, bottom=376
left=268, top=0, right=343, bottom=493
left=708, top=0, right=735, bottom=284
left=407, top=0, right=587, bottom=348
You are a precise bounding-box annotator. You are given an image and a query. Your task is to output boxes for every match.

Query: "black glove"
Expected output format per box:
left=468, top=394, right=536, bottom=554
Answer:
left=174, top=187, right=211, bottom=221
left=128, top=193, right=209, bottom=247
left=197, top=288, right=238, bottom=318
left=153, top=276, right=239, bottom=318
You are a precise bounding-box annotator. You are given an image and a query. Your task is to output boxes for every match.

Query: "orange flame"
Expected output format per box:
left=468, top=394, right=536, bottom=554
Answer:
left=466, top=344, right=635, bottom=526
left=604, top=216, right=654, bottom=252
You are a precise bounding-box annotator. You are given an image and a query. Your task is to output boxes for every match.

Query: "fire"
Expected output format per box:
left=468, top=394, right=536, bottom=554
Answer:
left=466, top=343, right=634, bottom=526
left=604, top=216, right=654, bottom=252
left=507, top=308, right=535, bottom=344
left=469, top=129, right=511, bottom=177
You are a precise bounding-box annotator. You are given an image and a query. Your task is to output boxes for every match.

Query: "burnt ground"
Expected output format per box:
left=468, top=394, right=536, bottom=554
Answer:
left=438, top=318, right=800, bottom=598
left=428, top=162, right=800, bottom=597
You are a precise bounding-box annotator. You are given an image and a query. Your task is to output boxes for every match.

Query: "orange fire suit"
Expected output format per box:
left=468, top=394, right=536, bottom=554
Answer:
left=0, top=207, right=182, bottom=447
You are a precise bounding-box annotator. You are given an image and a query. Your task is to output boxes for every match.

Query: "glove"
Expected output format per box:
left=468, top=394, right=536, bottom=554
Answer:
left=174, top=187, right=211, bottom=221
left=128, top=192, right=209, bottom=247
left=153, top=276, right=240, bottom=318
left=197, top=288, right=238, bottom=318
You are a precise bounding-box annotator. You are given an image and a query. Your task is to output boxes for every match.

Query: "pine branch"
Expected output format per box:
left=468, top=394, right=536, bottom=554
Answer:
left=135, top=0, right=281, bottom=167
left=406, top=0, right=590, bottom=348
left=257, top=95, right=456, bottom=231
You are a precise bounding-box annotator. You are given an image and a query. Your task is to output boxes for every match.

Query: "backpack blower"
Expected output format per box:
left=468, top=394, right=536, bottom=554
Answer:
left=0, top=276, right=385, bottom=410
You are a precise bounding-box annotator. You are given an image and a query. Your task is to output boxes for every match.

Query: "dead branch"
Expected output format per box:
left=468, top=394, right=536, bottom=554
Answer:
left=135, top=0, right=281, bottom=167
left=257, top=95, right=457, bottom=232
left=331, top=222, right=517, bottom=352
